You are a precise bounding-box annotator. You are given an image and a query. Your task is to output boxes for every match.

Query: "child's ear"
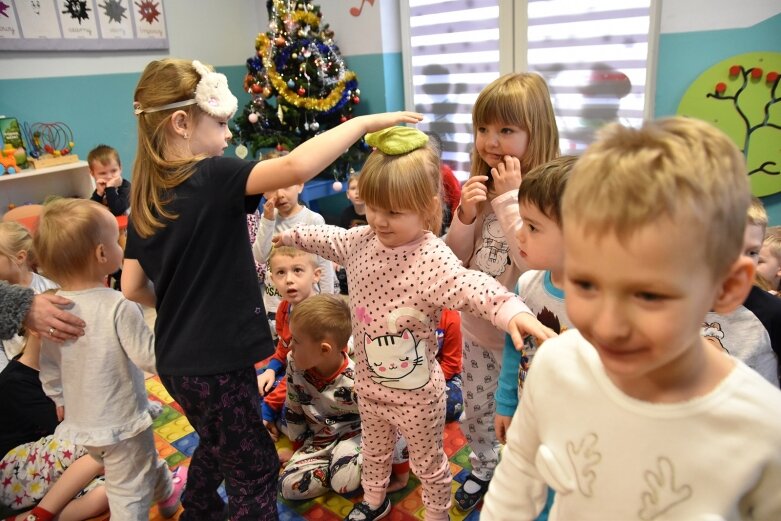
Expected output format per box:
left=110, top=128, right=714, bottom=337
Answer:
left=14, top=250, right=27, bottom=266
left=95, top=243, right=107, bottom=264
left=320, top=340, right=333, bottom=354
left=712, top=256, right=755, bottom=314
left=312, top=266, right=322, bottom=283
left=170, top=110, right=190, bottom=138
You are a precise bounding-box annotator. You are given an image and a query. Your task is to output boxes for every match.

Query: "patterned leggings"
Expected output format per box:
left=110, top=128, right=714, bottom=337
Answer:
left=459, top=338, right=501, bottom=481
left=161, top=367, right=280, bottom=521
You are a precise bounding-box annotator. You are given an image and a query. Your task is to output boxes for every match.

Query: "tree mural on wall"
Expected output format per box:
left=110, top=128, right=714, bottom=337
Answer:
left=678, top=52, right=781, bottom=197
left=231, top=0, right=368, bottom=183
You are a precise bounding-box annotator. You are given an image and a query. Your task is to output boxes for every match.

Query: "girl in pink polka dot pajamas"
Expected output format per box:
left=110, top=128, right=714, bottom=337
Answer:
left=275, top=127, right=556, bottom=521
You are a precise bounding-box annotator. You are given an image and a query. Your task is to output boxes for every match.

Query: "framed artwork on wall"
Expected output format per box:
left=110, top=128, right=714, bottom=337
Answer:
left=0, top=0, right=168, bottom=51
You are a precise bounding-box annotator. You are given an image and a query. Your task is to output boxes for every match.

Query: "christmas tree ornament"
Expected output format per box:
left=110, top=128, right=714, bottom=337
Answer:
left=310, top=121, right=319, bottom=131
left=248, top=113, right=259, bottom=124
left=235, top=144, right=248, bottom=159
left=332, top=180, right=342, bottom=191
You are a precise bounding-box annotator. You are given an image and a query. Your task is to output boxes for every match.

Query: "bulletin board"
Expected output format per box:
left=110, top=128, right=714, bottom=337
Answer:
left=0, top=0, right=168, bottom=51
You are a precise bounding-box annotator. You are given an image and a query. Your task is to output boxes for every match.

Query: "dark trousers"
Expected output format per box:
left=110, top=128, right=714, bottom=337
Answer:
left=161, top=367, right=280, bottom=521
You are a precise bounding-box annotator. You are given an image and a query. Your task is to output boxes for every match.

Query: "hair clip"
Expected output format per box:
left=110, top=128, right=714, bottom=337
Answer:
left=365, top=127, right=428, bottom=155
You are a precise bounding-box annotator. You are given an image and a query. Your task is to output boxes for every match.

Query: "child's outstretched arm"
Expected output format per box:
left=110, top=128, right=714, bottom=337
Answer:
left=245, top=111, right=423, bottom=195
left=507, top=312, right=556, bottom=352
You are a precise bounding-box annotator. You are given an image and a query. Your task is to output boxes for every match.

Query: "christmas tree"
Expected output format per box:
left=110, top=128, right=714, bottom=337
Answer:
left=231, top=0, right=367, bottom=182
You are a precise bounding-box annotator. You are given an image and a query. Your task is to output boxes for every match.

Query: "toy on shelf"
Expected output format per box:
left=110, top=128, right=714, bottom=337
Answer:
left=22, top=121, right=79, bottom=169
left=1, top=144, right=18, bottom=175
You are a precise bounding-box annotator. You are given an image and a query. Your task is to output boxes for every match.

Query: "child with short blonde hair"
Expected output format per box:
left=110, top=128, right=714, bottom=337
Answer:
left=483, top=117, right=781, bottom=519
left=276, top=126, right=555, bottom=521
left=0, top=222, right=58, bottom=366
left=702, top=196, right=781, bottom=386
left=758, top=225, right=781, bottom=292
left=252, top=159, right=336, bottom=323
left=256, top=245, right=322, bottom=440
left=34, top=198, right=185, bottom=520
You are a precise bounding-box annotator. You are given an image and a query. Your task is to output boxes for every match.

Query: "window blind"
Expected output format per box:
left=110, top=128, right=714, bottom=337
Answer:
left=406, top=0, right=502, bottom=181
left=403, top=0, right=654, bottom=177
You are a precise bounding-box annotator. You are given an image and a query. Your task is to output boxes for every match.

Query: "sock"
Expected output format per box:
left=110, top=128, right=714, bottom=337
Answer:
left=27, top=507, right=55, bottom=521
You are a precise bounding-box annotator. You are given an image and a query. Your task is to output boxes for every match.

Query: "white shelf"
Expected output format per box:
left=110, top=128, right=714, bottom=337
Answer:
left=0, top=160, right=95, bottom=213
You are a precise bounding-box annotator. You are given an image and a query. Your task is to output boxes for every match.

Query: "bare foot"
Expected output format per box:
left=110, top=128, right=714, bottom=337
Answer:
left=278, top=448, right=294, bottom=465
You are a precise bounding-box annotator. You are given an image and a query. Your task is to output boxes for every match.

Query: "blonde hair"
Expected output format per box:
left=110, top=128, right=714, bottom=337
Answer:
left=0, top=222, right=34, bottom=270
left=747, top=195, right=768, bottom=235
left=359, top=143, right=443, bottom=235
left=87, top=144, right=121, bottom=168
left=562, top=117, right=749, bottom=278
left=763, top=226, right=781, bottom=260
left=290, top=294, right=352, bottom=348
left=471, top=73, right=559, bottom=182
left=517, top=155, right=578, bottom=226
left=34, top=199, right=107, bottom=283
left=131, top=59, right=212, bottom=238
left=267, top=245, right=317, bottom=269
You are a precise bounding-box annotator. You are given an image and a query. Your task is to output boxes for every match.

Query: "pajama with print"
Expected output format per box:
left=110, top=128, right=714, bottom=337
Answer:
left=281, top=224, right=531, bottom=520
left=444, top=190, right=526, bottom=482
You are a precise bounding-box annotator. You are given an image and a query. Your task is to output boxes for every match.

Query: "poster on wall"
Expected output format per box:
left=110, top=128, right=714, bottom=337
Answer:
left=0, top=0, right=168, bottom=51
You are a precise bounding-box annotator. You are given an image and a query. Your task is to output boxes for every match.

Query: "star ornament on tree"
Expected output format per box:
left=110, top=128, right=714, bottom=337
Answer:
left=100, top=0, right=127, bottom=23
left=62, top=0, right=91, bottom=24
left=135, top=0, right=160, bottom=24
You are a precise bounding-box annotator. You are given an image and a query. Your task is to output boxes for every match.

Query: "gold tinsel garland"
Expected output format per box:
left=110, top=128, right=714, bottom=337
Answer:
left=255, top=33, right=355, bottom=112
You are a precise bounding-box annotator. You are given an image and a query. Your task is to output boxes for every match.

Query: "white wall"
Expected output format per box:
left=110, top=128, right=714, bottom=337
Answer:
left=660, top=0, right=779, bottom=33
left=1, top=0, right=265, bottom=79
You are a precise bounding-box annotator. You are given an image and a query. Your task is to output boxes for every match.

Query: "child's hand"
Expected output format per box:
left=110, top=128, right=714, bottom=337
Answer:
left=271, top=233, right=283, bottom=247
left=95, top=179, right=107, bottom=196
left=360, top=111, right=424, bottom=133
left=491, top=155, right=522, bottom=195
left=457, top=175, right=489, bottom=224
left=263, top=419, right=280, bottom=442
left=507, top=312, right=557, bottom=352
left=56, top=405, right=65, bottom=422
left=495, top=414, right=512, bottom=444
left=257, top=369, right=276, bottom=396
left=106, top=173, right=123, bottom=189
left=262, top=196, right=276, bottom=220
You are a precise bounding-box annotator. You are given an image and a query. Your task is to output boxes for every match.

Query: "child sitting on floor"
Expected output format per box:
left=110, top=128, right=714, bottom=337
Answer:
left=280, top=294, right=409, bottom=501
left=0, top=222, right=58, bottom=369
left=256, top=246, right=323, bottom=441
left=252, top=160, right=336, bottom=332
